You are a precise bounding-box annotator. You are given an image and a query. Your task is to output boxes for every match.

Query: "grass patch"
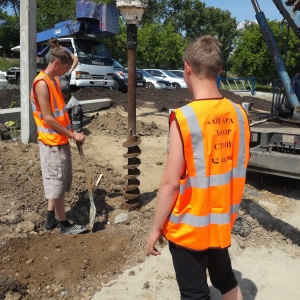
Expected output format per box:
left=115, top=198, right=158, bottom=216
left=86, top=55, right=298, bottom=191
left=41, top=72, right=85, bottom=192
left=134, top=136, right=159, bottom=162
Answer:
left=0, top=57, right=20, bottom=72
left=255, top=84, right=273, bottom=93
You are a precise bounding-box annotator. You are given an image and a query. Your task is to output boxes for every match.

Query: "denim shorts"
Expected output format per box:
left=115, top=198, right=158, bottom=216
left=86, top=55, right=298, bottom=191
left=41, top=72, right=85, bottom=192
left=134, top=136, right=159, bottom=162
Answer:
left=169, top=242, right=238, bottom=300
left=39, top=141, right=72, bottom=199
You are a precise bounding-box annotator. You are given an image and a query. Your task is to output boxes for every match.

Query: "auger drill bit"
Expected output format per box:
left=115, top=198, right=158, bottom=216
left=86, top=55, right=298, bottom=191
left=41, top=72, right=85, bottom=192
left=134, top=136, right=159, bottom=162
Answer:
left=122, top=135, right=141, bottom=210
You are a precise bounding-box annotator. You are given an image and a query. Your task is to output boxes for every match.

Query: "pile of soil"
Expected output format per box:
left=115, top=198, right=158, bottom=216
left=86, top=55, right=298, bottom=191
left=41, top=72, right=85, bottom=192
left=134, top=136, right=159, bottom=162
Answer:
left=1, top=86, right=297, bottom=300
left=0, top=87, right=272, bottom=112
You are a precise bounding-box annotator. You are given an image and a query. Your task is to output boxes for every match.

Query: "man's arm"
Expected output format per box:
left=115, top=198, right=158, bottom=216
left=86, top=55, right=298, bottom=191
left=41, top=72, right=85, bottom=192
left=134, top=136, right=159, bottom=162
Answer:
left=62, top=46, right=79, bottom=74
left=69, top=53, right=79, bottom=73
left=146, top=119, right=186, bottom=256
left=35, top=80, right=84, bottom=144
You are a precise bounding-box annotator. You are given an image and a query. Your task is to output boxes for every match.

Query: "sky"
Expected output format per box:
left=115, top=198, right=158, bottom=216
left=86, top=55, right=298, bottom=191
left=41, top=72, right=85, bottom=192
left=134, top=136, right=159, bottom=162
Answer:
left=203, top=0, right=283, bottom=22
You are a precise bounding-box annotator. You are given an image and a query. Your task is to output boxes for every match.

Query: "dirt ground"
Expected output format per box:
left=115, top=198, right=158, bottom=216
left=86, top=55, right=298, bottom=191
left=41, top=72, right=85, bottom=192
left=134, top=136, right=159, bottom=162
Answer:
left=0, top=87, right=299, bottom=300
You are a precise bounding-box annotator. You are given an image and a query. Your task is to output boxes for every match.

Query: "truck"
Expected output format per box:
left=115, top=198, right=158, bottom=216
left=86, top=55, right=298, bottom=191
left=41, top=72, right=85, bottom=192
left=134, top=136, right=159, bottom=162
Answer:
left=247, top=0, right=300, bottom=179
left=6, top=0, right=118, bottom=90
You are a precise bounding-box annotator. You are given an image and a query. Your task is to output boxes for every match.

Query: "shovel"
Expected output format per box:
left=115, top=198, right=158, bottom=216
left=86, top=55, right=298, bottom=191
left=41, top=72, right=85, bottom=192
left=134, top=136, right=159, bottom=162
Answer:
left=76, top=142, right=96, bottom=231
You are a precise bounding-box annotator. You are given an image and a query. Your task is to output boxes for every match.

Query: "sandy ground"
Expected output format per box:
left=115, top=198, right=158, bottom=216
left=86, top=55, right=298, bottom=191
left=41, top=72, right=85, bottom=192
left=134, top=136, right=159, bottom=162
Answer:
left=92, top=241, right=300, bottom=300
left=1, top=88, right=300, bottom=299
left=91, top=106, right=300, bottom=300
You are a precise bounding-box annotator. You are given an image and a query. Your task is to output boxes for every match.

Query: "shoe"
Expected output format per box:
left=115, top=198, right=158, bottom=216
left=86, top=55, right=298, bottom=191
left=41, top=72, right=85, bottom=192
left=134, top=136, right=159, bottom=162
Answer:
left=44, top=219, right=59, bottom=231
left=60, top=224, right=88, bottom=234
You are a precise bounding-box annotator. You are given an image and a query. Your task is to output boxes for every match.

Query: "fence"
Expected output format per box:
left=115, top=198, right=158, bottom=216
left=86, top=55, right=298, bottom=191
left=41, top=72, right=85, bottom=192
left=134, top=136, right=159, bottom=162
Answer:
left=217, top=76, right=255, bottom=95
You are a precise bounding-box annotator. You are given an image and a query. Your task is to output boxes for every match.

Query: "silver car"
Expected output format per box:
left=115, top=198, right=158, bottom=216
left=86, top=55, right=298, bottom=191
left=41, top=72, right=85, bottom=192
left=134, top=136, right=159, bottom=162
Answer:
left=169, top=70, right=184, bottom=78
left=144, top=69, right=187, bottom=89
left=139, top=69, right=172, bottom=89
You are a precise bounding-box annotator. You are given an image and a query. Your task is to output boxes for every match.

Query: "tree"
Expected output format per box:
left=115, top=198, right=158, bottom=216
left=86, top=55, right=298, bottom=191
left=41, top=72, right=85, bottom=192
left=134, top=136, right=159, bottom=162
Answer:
left=141, top=1, right=238, bottom=74
left=0, top=9, right=19, bottom=56
left=137, top=22, right=188, bottom=69
left=230, top=20, right=300, bottom=84
left=36, top=0, right=76, bottom=32
left=201, top=7, right=238, bottom=77
left=0, top=0, right=19, bottom=19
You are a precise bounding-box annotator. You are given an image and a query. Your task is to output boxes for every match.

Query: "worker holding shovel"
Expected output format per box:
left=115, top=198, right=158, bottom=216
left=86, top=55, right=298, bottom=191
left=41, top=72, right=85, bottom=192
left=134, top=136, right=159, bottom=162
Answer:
left=31, top=47, right=88, bottom=234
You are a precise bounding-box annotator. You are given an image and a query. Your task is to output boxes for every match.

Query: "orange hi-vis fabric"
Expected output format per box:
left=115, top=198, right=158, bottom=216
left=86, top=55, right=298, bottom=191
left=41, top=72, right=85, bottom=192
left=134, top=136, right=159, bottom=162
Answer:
left=31, top=71, right=72, bottom=146
left=163, top=98, right=251, bottom=251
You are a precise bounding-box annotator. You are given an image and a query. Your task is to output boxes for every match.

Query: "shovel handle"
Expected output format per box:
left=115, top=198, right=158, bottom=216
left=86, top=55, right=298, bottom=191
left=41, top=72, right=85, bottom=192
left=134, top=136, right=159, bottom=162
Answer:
left=76, top=142, right=93, bottom=199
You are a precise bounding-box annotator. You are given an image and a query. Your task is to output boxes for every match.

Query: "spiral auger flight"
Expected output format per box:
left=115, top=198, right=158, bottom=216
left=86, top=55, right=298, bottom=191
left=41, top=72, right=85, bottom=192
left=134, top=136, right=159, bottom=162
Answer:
left=122, top=135, right=141, bottom=210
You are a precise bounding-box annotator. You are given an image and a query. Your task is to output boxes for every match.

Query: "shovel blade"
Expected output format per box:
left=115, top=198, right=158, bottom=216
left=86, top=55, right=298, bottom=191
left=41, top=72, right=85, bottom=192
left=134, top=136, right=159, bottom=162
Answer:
left=89, top=200, right=96, bottom=230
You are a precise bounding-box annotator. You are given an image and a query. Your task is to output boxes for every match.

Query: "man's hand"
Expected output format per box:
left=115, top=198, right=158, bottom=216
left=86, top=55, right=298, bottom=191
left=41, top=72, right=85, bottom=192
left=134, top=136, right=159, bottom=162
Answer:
left=146, top=228, right=164, bottom=256
left=72, top=131, right=85, bottom=144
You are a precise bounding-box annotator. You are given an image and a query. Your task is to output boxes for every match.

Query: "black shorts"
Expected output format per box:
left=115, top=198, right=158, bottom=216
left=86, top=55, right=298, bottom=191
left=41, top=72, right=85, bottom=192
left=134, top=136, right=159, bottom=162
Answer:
left=169, top=242, right=238, bottom=300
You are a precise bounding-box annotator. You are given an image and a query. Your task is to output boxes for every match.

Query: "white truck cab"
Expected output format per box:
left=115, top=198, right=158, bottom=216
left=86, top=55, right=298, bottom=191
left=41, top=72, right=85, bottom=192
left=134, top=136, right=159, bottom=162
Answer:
left=37, top=37, right=114, bottom=89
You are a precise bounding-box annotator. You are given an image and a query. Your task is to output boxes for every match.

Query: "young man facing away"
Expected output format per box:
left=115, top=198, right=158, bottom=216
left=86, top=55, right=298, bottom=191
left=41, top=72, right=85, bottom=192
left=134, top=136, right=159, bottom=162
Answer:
left=147, top=35, right=251, bottom=300
left=31, top=47, right=88, bottom=234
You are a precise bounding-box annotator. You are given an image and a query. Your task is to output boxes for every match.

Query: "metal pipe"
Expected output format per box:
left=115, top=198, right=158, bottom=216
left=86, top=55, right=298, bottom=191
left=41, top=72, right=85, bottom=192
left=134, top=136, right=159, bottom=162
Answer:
left=255, top=10, right=300, bottom=119
left=127, top=24, right=137, bottom=138
left=251, top=0, right=261, bottom=14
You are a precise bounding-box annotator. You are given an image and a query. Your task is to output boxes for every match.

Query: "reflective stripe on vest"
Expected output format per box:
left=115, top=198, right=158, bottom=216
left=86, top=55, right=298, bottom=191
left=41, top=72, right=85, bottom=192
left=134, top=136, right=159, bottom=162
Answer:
left=163, top=98, right=250, bottom=250
left=179, top=102, right=247, bottom=194
left=31, top=71, right=71, bottom=146
left=169, top=203, right=240, bottom=227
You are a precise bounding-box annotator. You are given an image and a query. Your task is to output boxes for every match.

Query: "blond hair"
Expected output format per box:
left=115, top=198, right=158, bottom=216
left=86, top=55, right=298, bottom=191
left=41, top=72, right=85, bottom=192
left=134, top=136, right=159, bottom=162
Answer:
left=182, top=35, right=222, bottom=79
left=49, top=47, right=73, bottom=65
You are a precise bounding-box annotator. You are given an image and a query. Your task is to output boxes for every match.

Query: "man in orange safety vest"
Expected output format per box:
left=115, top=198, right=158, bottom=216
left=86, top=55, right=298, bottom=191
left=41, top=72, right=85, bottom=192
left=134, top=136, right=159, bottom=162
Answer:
left=147, top=35, right=250, bottom=300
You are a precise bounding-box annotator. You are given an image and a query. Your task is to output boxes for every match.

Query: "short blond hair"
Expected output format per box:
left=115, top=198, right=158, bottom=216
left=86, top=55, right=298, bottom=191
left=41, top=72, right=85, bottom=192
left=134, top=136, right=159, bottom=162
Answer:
left=182, top=35, right=222, bottom=79
left=49, top=47, right=73, bottom=65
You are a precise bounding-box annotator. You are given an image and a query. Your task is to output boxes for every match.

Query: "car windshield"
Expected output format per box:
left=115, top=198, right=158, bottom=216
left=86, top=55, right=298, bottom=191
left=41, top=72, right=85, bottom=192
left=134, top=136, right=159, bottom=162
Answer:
left=75, top=39, right=111, bottom=59
left=171, top=71, right=184, bottom=77
left=162, top=70, right=179, bottom=78
left=139, top=69, right=153, bottom=78
left=113, top=60, right=124, bottom=68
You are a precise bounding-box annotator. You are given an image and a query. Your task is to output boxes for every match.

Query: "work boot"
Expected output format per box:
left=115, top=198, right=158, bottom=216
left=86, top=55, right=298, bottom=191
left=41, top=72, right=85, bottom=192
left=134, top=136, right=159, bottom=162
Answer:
left=44, top=210, right=59, bottom=231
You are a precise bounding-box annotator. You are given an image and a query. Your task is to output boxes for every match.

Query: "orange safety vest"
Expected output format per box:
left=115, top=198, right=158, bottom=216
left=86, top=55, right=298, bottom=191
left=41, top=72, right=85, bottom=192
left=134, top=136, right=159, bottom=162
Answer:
left=31, top=71, right=72, bottom=146
left=163, top=98, right=250, bottom=251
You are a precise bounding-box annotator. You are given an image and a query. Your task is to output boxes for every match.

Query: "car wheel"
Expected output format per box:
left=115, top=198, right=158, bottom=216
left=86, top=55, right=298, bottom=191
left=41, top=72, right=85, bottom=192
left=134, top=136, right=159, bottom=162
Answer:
left=146, top=82, right=155, bottom=88
left=172, top=82, right=181, bottom=89
left=112, top=79, right=119, bottom=91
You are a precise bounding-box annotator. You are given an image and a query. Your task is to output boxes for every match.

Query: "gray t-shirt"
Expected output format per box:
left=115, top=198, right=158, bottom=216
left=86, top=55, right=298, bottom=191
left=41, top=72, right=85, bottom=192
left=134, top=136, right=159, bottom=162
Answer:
left=65, top=95, right=84, bottom=132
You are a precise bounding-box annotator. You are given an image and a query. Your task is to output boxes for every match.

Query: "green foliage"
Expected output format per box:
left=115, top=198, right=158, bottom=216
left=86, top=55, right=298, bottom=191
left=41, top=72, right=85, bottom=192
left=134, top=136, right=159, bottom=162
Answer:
left=140, top=1, right=238, bottom=72
left=137, top=22, right=188, bottom=69
left=9, top=100, right=17, bottom=108
left=36, top=0, right=77, bottom=31
left=0, top=0, right=19, bottom=17
left=255, top=84, right=273, bottom=93
left=0, top=57, right=19, bottom=71
left=230, top=20, right=300, bottom=84
left=0, top=9, right=19, bottom=56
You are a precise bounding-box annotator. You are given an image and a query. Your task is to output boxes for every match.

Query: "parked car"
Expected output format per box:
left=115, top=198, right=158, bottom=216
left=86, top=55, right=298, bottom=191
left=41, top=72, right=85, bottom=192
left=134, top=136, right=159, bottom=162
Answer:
left=144, top=69, right=187, bottom=88
left=113, top=59, right=146, bottom=92
left=6, top=67, right=20, bottom=86
left=112, top=59, right=128, bottom=93
left=139, top=69, right=172, bottom=89
left=122, top=69, right=146, bottom=87
left=169, top=70, right=184, bottom=78
left=0, top=71, right=8, bottom=90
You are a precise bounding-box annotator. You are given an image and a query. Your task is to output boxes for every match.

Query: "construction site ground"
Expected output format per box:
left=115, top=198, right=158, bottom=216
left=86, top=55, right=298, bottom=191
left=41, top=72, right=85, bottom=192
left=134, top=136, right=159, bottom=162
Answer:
left=0, top=87, right=299, bottom=300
